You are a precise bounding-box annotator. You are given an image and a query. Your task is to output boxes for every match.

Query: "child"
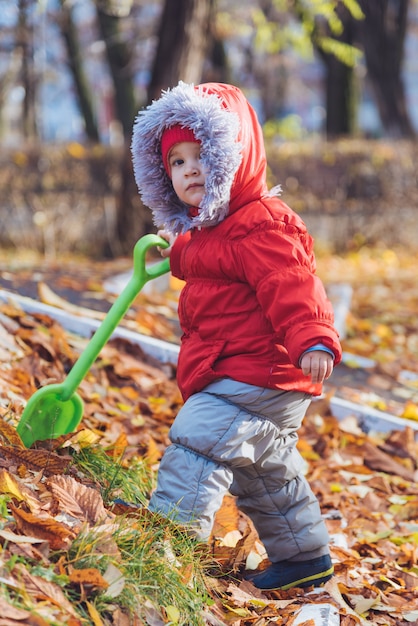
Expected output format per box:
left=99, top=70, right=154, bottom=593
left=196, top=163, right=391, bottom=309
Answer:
left=131, top=82, right=342, bottom=591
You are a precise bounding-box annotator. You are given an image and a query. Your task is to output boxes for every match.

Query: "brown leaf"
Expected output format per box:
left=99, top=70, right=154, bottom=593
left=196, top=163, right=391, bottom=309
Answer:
left=0, top=418, right=25, bottom=448
left=16, top=327, right=57, bottom=361
left=361, top=441, right=416, bottom=481
left=212, top=495, right=240, bottom=537
left=0, top=446, right=72, bottom=474
left=392, top=499, right=418, bottom=521
left=144, top=435, right=162, bottom=465
left=69, top=567, right=109, bottom=589
left=0, top=321, right=24, bottom=361
left=7, top=540, right=51, bottom=566
left=9, top=503, right=76, bottom=550
left=46, top=475, right=112, bottom=524
left=12, top=562, right=79, bottom=618
left=385, top=427, right=418, bottom=467
left=0, top=598, right=31, bottom=621
left=103, top=343, right=168, bottom=390
left=106, top=432, right=128, bottom=459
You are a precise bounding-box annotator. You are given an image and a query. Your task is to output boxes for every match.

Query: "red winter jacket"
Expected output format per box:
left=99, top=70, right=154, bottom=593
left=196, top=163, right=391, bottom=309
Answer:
left=170, top=199, right=341, bottom=400
left=131, top=82, right=342, bottom=401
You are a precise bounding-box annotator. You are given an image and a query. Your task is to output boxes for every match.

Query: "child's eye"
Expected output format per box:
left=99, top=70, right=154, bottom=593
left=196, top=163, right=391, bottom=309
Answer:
left=171, top=158, right=184, bottom=167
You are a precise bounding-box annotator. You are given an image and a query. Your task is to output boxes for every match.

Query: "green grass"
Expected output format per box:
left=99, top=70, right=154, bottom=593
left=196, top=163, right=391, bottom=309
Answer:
left=68, top=444, right=213, bottom=625
left=73, top=443, right=155, bottom=507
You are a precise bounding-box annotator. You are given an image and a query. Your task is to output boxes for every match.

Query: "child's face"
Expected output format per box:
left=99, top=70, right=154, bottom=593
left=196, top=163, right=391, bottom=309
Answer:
left=168, top=141, right=206, bottom=207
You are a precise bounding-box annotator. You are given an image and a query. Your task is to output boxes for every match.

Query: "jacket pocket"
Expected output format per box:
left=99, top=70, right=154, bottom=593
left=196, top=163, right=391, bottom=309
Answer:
left=177, top=335, right=226, bottom=399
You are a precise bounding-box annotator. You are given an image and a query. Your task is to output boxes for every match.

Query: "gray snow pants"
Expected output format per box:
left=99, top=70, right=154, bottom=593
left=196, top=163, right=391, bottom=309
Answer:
left=148, top=378, right=330, bottom=563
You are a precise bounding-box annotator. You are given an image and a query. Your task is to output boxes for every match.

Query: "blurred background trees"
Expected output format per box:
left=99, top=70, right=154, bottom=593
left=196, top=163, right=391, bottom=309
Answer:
left=0, top=0, right=417, bottom=255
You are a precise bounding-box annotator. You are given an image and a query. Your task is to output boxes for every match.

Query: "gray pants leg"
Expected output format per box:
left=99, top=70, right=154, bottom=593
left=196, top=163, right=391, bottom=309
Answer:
left=148, top=378, right=330, bottom=562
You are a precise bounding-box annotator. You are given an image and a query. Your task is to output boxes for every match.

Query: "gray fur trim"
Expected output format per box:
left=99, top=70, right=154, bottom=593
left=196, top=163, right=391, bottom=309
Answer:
left=265, top=184, right=282, bottom=197
left=131, top=82, right=242, bottom=235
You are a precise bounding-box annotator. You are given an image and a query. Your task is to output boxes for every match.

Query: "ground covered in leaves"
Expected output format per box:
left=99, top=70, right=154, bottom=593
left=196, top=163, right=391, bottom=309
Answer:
left=0, top=244, right=417, bottom=625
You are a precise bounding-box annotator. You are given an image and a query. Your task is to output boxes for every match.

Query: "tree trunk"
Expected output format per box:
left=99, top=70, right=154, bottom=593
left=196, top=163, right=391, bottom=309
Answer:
left=322, top=52, right=355, bottom=137
left=18, top=0, right=37, bottom=140
left=113, top=0, right=214, bottom=256
left=147, top=0, right=213, bottom=103
left=358, top=0, right=415, bottom=138
left=96, top=0, right=136, bottom=138
left=94, top=1, right=143, bottom=256
left=58, top=0, right=100, bottom=142
left=316, top=6, right=357, bottom=138
left=293, top=0, right=358, bottom=138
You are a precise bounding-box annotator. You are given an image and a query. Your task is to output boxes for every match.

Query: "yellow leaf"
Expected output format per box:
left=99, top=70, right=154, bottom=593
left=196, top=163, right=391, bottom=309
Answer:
left=116, top=403, right=132, bottom=412
left=300, top=449, right=320, bottom=461
left=402, top=402, right=418, bottom=421
left=0, top=469, right=24, bottom=501
left=375, top=324, right=392, bottom=339
left=131, top=415, right=145, bottom=427
left=145, top=436, right=162, bottom=465
left=148, top=396, right=166, bottom=406
left=361, top=530, right=392, bottom=543
left=223, top=604, right=252, bottom=617
left=86, top=601, right=105, bottom=626
left=12, top=151, right=28, bottom=166
left=68, top=429, right=101, bottom=448
left=121, top=386, right=140, bottom=400
left=248, top=598, right=268, bottom=608
left=164, top=605, right=180, bottom=623
left=378, top=574, right=402, bottom=589
left=67, top=142, right=86, bottom=159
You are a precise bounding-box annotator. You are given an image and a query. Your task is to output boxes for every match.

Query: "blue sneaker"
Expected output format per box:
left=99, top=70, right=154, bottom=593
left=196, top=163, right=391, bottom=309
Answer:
left=245, top=554, right=334, bottom=591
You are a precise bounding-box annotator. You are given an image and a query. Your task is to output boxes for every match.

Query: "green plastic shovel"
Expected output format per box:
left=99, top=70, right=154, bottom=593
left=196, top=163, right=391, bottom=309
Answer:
left=17, top=234, right=170, bottom=448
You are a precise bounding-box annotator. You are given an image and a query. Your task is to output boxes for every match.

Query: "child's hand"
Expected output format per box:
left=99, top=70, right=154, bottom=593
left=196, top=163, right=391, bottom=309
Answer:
left=300, top=350, right=334, bottom=384
left=157, top=230, right=177, bottom=258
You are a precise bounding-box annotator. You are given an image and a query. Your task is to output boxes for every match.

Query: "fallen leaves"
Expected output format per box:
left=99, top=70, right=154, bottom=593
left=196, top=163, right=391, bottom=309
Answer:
left=0, top=443, right=73, bottom=475
left=46, top=474, right=112, bottom=524
left=317, top=247, right=418, bottom=377
left=10, top=503, right=77, bottom=550
left=0, top=246, right=417, bottom=623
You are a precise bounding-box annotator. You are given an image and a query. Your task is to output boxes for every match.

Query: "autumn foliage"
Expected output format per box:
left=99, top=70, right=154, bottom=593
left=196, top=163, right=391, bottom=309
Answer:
left=0, top=245, right=417, bottom=624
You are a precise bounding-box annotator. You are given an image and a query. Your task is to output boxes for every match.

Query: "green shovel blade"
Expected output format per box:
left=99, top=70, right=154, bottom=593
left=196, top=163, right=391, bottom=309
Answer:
left=17, top=384, right=84, bottom=447
left=17, top=234, right=170, bottom=448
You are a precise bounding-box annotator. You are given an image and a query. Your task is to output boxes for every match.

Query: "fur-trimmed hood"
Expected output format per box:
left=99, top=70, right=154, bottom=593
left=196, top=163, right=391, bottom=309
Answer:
left=131, top=82, right=269, bottom=235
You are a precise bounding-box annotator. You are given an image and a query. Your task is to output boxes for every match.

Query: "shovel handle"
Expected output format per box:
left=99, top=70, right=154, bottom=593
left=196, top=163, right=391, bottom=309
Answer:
left=60, top=234, right=170, bottom=401
left=133, top=234, right=170, bottom=281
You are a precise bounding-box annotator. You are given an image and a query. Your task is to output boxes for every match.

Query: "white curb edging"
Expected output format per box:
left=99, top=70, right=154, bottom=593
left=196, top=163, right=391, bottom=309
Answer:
left=329, top=395, right=418, bottom=435
left=1, top=287, right=416, bottom=439
left=0, top=289, right=179, bottom=364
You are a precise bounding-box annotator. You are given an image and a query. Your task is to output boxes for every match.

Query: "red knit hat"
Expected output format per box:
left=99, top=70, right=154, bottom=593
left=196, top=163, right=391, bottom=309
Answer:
left=161, top=124, right=200, bottom=175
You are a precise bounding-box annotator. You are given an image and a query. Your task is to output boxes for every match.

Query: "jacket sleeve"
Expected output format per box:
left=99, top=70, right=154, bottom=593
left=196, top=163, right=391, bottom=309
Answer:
left=239, top=224, right=342, bottom=367
left=169, top=232, right=191, bottom=280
